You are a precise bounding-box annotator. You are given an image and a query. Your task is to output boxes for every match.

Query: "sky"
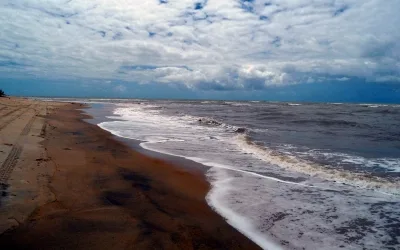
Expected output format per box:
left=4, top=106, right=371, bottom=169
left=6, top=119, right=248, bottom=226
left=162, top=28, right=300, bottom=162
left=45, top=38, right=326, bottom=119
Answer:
left=0, top=0, right=399, bottom=102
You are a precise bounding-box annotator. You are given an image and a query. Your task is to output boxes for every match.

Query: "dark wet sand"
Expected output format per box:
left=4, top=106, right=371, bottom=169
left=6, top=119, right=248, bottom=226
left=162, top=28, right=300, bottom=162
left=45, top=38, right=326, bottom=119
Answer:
left=0, top=102, right=260, bottom=249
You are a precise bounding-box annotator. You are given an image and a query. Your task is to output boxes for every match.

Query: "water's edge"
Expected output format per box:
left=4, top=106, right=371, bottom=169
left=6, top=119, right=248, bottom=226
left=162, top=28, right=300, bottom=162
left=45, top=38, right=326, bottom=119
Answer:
left=85, top=103, right=282, bottom=250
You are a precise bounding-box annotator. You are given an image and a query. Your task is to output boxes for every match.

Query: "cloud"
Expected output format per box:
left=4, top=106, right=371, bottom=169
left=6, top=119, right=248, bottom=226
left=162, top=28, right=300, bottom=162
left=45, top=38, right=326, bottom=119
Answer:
left=0, top=0, right=399, bottom=90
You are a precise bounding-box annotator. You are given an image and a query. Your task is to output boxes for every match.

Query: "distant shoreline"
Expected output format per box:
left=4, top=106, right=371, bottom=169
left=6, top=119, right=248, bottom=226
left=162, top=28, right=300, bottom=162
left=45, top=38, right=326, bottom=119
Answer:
left=26, top=96, right=400, bottom=106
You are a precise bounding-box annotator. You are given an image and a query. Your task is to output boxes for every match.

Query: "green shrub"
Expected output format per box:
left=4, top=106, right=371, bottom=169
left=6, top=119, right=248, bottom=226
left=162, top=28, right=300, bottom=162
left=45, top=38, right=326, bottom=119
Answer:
left=0, top=89, right=5, bottom=97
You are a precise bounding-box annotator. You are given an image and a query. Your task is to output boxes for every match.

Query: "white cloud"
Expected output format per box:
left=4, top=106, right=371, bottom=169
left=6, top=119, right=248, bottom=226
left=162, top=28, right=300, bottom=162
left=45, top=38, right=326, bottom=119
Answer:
left=0, top=0, right=399, bottom=90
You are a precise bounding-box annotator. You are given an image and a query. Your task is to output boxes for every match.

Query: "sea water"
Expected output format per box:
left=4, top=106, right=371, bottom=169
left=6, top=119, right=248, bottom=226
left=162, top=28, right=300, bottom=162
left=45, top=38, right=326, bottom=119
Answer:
left=69, top=99, right=400, bottom=249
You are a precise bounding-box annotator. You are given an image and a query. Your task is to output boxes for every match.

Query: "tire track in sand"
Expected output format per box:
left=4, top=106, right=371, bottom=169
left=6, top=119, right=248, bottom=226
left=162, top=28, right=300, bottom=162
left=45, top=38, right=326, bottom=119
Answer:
left=0, top=146, right=22, bottom=184
left=0, top=107, right=22, bottom=119
left=0, top=106, right=31, bottom=131
left=0, top=112, right=37, bottom=184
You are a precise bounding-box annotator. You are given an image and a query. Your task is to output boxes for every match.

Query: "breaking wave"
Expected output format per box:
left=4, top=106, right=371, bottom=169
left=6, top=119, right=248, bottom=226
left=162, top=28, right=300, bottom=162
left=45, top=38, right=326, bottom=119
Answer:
left=234, top=134, right=400, bottom=195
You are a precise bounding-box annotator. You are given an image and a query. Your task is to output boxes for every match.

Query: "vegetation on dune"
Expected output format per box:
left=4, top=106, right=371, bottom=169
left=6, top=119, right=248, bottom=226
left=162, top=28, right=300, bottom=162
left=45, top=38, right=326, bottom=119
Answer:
left=0, top=89, right=5, bottom=97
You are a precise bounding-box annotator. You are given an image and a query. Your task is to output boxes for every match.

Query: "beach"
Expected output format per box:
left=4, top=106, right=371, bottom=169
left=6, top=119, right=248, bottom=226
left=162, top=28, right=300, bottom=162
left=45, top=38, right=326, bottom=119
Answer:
left=1, top=0, right=399, bottom=248
left=80, top=99, right=400, bottom=249
left=0, top=97, right=260, bottom=249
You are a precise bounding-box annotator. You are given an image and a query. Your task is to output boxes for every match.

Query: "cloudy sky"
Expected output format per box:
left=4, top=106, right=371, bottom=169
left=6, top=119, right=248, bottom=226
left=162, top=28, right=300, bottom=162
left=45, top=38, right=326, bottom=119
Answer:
left=0, top=0, right=399, bottom=101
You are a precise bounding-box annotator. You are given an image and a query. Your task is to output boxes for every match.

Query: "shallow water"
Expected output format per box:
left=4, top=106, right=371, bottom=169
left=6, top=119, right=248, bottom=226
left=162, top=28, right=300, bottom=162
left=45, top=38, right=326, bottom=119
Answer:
left=53, top=98, right=400, bottom=249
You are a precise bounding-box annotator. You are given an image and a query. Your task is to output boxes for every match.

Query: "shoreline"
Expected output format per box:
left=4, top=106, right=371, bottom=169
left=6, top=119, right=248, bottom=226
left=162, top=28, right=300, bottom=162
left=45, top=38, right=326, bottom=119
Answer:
left=84, top=104, right=211, bottom=175
left=88, top=103, right=282, bottom=249
left=0, top=98, right=261, bottom=249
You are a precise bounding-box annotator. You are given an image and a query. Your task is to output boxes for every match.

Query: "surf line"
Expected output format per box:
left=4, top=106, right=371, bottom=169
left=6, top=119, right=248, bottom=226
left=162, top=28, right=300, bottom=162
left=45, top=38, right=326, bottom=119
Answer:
left=103, top=129, right=394, bottom=195
left=191, top=158, right=327, bottom=189
left=131, top=140, right=397, bottom=195
left=196, top=160, right=398, bottom=196
left=137, top=140, right=334, bottom=190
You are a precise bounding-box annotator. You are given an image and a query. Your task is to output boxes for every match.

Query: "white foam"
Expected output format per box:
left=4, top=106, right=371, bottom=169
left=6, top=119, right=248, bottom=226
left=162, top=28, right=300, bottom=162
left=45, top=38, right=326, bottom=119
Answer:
left=225, top=101, right=252, bottom=106
left=358, top=103, right=389, bottom=108
left=188, top=157, right=321, bottom=189
left=206, top=169, right=283, bottom=250
left=233, top=134, right=400, bottom=194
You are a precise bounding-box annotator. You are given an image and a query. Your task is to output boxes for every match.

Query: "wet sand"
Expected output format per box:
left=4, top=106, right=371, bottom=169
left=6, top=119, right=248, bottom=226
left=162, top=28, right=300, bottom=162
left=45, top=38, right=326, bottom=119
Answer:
left=0, top=97, right=260, bottom=249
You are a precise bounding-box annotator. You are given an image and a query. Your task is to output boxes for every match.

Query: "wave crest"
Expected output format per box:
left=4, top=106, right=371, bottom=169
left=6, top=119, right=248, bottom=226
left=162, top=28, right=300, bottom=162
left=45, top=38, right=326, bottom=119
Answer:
left=234, top=134, right=400, bottom=195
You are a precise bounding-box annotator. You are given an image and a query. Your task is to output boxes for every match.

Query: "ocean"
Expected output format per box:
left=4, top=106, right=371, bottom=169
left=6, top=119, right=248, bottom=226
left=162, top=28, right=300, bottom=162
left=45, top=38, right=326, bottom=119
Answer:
left=58, top=99, right=400, bottom=249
